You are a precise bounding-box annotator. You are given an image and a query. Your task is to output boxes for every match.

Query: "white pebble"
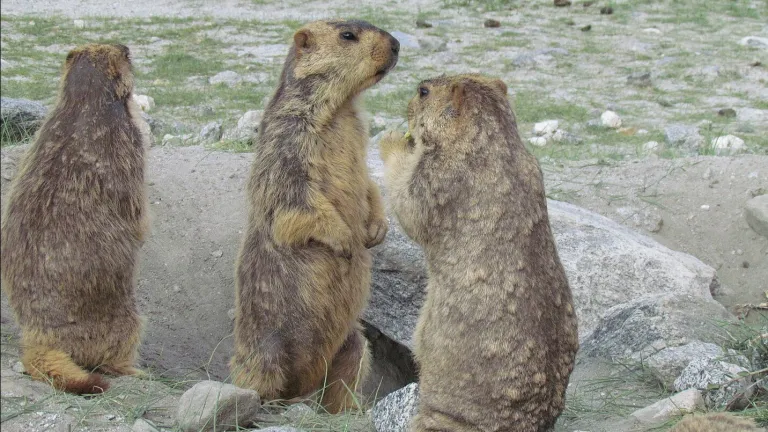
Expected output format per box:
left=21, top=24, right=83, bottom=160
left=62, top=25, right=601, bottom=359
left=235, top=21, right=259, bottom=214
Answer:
left=528, top=136, right=549, bottom=147
left=711, top=135, right=745, bottom=155
left=73, top=19, right=85, bottom=28
left=700, top=204, right=710, bottom=211
left=601, top=110, right=622, bottom=128
left=533, top=120, right=559, bottom=136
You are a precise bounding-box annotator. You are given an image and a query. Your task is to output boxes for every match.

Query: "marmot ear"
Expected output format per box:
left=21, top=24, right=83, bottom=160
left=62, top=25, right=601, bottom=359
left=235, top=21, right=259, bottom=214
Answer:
left=451, top=81, right=465, bottom=113
left=493, top=79, right=507, bottom=95
left=293, top=30, right=313, bottom=51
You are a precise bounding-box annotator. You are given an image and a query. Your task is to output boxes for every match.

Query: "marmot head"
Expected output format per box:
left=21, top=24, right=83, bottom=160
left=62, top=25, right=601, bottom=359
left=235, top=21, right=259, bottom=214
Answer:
left=289, top=19, right=399, bottom=96
left=62, top=43, right=135, bottom=102
left=406, top=74, right=510, bottom=150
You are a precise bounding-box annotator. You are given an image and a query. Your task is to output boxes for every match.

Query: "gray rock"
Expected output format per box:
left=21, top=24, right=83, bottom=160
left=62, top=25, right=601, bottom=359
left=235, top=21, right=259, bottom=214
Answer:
left=627, top=71, right=652, bottom=87
left=371, top=382, right=419, bottom=432
left=664, top=124, right=703, bottom=153
left=0, top=97, right=48, bottom=142
left=209, top=71, right=242, bottom=87
left=674, top=358, right=750, bottom=408
left=365, top=191, right=724, bottom=350
left=644, top=341, right=748, bottom=389
left=390, top=31, right=420, bottom=49
left=580, top=295, right=733, bottom=361
left=222, top=110, right=262, bottom=143
left=739, top=36, right=768, bottom=48
left=12, top=361, right=25, bottom=374
left=745, top=195, right=768, bottom=238
left=281, top=403, right=314, bottom=422
left=132, top=419, right=160, bottom=432
left=630, top=389, right=704, bottom=424
left=199, top=122, right=223, bottom=144
left=176, top=380, right=261, bottom=432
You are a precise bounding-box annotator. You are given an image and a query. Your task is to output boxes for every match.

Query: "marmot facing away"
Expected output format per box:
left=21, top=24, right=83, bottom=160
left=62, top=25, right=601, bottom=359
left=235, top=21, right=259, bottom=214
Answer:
left=230, top=19, right=399, bottom=413
left=380, top=74, right=579, bottom=431
left=1, top=44, right=150, bottom=394
left=670, top=413, right=762, bottom=432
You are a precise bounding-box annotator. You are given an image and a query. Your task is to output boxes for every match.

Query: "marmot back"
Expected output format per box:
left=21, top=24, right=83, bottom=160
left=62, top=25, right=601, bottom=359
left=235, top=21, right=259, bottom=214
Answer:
left=0, top=43, right=150, bottom=394
left=230, top=19, right=398, bottom=413
left=380, top=74, right=579, bottom=431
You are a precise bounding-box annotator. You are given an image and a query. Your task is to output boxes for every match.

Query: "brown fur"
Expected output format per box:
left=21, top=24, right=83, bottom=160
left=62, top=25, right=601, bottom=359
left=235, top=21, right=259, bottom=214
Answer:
left=380, top=74, right=579, bottom=431
left=671, top=413, right=762, bottom=432
left=0, top=44, right=150, bottom=394
left=229, top=19, right=398, bottom=413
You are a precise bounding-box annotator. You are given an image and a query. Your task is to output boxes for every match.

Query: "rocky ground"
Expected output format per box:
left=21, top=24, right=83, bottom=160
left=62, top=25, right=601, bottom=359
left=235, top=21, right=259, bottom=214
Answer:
left=1, top=0, right=767, bottom=431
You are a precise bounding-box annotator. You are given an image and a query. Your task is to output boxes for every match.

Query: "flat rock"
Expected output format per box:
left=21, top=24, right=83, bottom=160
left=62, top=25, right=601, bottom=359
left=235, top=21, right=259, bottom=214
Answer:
left=630, top=389, right=704, bottom=424
left=745, top=195, right=768, bottom=238
left=176, top=380, right=261, bottom=432
left=371, top=382, right=419, bottom=432
left=664, top=124, right=703, bottom=153
left=711, top=135, right=746, bottom=155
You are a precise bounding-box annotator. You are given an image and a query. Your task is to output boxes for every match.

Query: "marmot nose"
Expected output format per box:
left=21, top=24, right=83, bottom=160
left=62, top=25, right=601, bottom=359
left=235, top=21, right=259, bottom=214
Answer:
left=390, top=36, right=400, bottom=55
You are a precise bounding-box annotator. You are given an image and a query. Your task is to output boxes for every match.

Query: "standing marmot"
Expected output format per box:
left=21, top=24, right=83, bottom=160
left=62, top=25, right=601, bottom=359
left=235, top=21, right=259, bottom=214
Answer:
left=229, top=19, right=399, bottom=413
left=670, top=413, right=762, bottom=432
left=1, top=44, right=150, bottom=394
left=380, top=74, right=579, bottom=431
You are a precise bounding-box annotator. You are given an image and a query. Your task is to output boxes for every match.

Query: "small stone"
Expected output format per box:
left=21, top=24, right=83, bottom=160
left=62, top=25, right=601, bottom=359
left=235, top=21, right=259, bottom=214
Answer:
left=701, top=204, right=710, bottom=211
left=745, top=195, right=768, bottom=238
left=12, top=361, right=25, bottom=373
left=742, top=261, right=749, bottom=268
left=580, top=25, right=592, bottom=32
left=600, top=6, right=613, bottom=14
left=105, top=414, right=117, bottom=421
left=176, top=380, right=261, bottom=432
left=372, top=383, right=419, bottom=432
left=132, top=418, right=160, bottom=432
left=627, top=72, right=652, bottom=87
left=282, top=403, right=314, bottom=422
left=642, top=141, right=661, bottom=154
left=664, top=124, right=703, bottom=152
left=739, top=36, right=768, bottom=49
left=534, top=120, right=559, bottom=136
left=600, top=110, right=622, bottom=128
left=227, top=308, right=236, bottom=321
left=222, top=110, right=263, bottom=143
left=211, top=250, right=223, bottom=258
left=702, top=167, right=713, bottom=180
left=717, top=108, right=737, bottom=118
left=132, top=94, right=156, bottom=112
left=73, top=19, right=85, bottom=28
left=630, top=389, right=704, bottom=424
left=484, top=19, right=501, bottom=28
left=209, top=71, right=242, bottom=87
left=674, top=358, right=750, bottom=408
left=199, top=122, right=223, bottom=144
left=642, top=28, right=662, bottom=35
left=711, top=135, right=746, bottom=155
left=529, top=137, right=549, bottom=147
left=173, top=285, right=181, bottom=293
left=415, top=19, right=432, bottom=28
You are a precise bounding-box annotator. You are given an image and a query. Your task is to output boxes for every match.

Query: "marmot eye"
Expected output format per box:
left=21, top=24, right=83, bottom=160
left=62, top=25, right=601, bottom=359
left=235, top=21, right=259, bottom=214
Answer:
left=418, top=87, right=429, bottom=98
left=340, top=32, right=358, bottom=41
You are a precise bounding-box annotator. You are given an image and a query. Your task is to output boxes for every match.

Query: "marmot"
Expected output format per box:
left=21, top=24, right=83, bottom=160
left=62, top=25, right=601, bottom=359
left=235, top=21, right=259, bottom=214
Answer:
left=379, top=74, right=579, bottom=431
left=1, top=44, right=150, bottom=394
left=670, top=413, right=762, bottom=432
left=229, top=19, right=399, bottom=413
